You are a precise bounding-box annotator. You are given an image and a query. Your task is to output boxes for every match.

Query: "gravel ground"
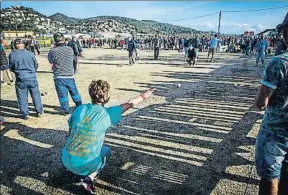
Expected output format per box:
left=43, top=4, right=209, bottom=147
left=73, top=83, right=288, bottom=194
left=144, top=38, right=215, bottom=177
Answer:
left=1, top=48, right=266, bottom=195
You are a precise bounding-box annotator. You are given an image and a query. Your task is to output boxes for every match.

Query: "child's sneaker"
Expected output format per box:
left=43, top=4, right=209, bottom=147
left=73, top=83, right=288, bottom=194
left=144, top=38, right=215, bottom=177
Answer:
left=80, top=176, right=96, bottom=194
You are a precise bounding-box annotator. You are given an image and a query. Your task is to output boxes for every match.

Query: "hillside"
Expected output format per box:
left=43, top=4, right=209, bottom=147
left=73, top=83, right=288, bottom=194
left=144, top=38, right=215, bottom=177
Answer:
left=49, top=13, right=80, bottom=25
left=1, top=6, right=215, bottom=35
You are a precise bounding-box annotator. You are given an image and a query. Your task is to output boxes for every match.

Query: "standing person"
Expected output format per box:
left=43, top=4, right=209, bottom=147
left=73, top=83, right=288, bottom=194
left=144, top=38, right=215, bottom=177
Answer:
left=61, top=80, right=154, bottom=194
left=8, top=39, right=43, bottom=119
left=254, top=13, right=288, bottom=195
left=201, top=35, right=205, bottom=52
left=10, top=39, right=15, bottom=52
left=48, top=32, right=82, bottom=115
left=251, top=36, right=256, bottom=55
left=178, top=37, right=184, bottom=53
left=216, top=37, right=222, bottom=52
left=183, top=37, right=191, bottom=62
left=207, top=34, right=218, bottom=62
left=26, top=35, right=35, bottom=54
left=245, top=37, right=251, bottom=56
left=255, top=33, right=269, bottom=67
left=152, top=34, right=160, bottom=60
left=67, top=36, right=81, bottom=74
left=0, top=38, right=14, bottom=85
left=127, top=37, right=137, bottom=65
left=120, top=39, right=125, bottom=50
left=32, top=37, right=41, bottom=55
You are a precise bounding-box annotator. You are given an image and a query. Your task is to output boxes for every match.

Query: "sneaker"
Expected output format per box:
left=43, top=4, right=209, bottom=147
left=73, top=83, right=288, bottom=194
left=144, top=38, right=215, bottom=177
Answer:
left=57, top=108, right=69, bottom=115
left=37, top=112, right=44, bottom=117
left=80, top=176, right=96, bottom=195
left=23, top=115, right=30, bottom=120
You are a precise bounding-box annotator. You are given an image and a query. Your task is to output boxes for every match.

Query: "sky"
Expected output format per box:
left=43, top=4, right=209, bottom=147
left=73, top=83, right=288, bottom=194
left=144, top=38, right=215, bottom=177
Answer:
left=2, top=1, right=288, bottom=34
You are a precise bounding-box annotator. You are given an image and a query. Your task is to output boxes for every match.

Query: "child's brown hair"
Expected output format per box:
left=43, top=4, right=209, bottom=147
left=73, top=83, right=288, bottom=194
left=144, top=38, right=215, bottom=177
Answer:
left=89, top=80, right=110, bottom=104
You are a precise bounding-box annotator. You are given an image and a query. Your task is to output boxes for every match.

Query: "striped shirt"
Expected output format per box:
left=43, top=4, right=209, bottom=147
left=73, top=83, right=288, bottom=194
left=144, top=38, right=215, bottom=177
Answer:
left=48, top=44, right=74, bottom=78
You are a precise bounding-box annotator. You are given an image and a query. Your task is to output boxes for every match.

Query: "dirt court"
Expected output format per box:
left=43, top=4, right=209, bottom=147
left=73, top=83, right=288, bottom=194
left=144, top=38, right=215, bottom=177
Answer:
left=1, top=48, right=264, bottom=195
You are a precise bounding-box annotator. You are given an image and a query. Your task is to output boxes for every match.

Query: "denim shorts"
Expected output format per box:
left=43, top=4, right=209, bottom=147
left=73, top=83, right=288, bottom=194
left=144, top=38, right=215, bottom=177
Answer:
left=255, top=129, right=288, bottom=180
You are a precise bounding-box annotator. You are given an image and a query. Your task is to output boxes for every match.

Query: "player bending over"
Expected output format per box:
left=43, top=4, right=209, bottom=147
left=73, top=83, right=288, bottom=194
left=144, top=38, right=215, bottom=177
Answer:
left=186, top=46, right=197, bottom=66
left=61, top=80, right=154, bottom=194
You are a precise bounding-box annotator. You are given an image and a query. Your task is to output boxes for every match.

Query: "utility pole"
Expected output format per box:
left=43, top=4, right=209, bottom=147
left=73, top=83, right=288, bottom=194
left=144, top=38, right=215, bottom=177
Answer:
left=218, top=11, right=221, bottom=35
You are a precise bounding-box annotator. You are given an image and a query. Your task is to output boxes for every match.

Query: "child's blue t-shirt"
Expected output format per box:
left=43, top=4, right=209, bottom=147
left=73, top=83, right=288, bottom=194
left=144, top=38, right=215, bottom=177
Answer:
left=61, top=103, right=122, bottom=176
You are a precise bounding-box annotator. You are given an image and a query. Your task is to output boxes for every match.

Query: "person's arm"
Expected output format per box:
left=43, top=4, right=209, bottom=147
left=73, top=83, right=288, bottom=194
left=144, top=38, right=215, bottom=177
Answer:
left=255, top=58, right=285, bottom=109
left=255, top=85, right=274, bottom=109
left=121, top=89, right=155, bottom=113
left=48, top=50, right=54, bottom=64
left=32, top=55, right=38, bottom=71
left=73, top=43, right=80, bottom=56
left=8, top=54, right=14, bottom=72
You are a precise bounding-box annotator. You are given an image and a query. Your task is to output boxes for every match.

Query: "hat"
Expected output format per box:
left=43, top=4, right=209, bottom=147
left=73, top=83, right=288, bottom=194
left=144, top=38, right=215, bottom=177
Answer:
left=14, top=38, right=25, bottom=45
left=277, top=12, right=288, bottom=30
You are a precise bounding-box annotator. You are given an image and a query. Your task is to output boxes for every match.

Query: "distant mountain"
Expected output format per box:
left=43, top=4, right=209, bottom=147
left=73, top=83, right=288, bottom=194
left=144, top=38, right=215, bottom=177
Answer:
left=1, top=6, right=215, bottom=36
left=49, top=13, right=79, bottom=25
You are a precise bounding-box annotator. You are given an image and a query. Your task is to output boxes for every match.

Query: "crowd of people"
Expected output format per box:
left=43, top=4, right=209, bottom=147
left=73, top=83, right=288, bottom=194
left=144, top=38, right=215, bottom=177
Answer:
left=0, top=12, right=288, bottom=195
left=64, top=32, right=280, bottom=67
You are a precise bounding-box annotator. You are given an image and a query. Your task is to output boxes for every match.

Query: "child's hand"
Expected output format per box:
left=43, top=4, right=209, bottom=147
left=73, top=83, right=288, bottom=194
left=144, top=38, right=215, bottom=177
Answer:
left=141, top=88, right=156, bottom=100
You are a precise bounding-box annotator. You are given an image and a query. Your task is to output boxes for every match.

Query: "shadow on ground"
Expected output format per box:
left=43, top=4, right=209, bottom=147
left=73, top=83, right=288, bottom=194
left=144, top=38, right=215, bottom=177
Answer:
left=0, top=53, right=261, bottom=195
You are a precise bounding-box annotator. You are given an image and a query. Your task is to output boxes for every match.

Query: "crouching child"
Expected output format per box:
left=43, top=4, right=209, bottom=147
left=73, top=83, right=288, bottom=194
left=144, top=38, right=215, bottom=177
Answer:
left=61, top=80, right=154, bottom=194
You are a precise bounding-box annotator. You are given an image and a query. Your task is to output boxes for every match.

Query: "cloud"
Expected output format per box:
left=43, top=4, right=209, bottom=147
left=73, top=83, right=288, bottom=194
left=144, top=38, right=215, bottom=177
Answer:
left=189, top=22, right=217, bottom=30
left=220, top=22, right=267, bottom=34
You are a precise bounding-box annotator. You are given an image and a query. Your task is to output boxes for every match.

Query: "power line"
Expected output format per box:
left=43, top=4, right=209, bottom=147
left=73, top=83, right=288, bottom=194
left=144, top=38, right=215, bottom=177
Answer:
left=161, top=5, right=288, bottom=23
left=222, top=5, right=288, bottom=13
left=162, top=12, right=219, bottom=23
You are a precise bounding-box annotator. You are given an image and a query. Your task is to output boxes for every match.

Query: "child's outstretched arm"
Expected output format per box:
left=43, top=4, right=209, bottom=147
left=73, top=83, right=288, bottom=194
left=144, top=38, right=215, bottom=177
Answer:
left=121, top=89, right=155, bottom=113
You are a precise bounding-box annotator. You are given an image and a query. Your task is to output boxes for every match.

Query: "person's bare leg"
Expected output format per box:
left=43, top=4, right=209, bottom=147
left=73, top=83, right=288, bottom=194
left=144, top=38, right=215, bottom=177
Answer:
left=259, top=178, right=279, bottom=195
left=211, top=51, right=214, bottom=62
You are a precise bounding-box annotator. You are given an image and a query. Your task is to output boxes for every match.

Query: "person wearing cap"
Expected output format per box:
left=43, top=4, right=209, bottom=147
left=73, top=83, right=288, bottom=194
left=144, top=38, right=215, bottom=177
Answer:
left=255, top=33, right=269, bottom=67
left=0, top=38, right=14, bottom=85
left=275, top=34, right=287, bottom=56
left=254, top=12, right=288, bottom=195
left=127, top=36, right=137, bottom=65
left=152, top=34, right=160, bottom=60
left=48, top=32, right=82, bottom=115
left=32, top=37, right=41, bottom=55
left=8, top=39, right=43, bottom=120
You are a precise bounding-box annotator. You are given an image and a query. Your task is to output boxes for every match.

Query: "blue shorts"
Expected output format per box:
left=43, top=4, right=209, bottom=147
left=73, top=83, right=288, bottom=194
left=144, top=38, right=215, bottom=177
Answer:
left=255, top=129, right=288, bottom=180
